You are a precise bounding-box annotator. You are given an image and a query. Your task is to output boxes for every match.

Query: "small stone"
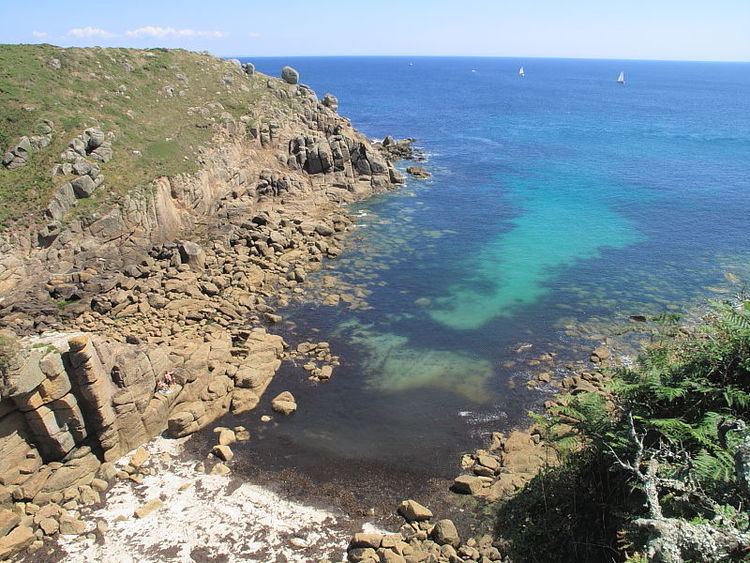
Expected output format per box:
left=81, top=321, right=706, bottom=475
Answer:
left=210, top=463, right=231, bottom=476
left=134, top=499, right=163, bottom=519
left=260, top=415, right=272, bottom=423
left=289, top=537, right=307, bottom=548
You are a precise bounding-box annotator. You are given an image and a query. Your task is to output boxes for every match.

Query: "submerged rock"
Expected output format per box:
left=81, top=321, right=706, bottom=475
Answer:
left=406, top=166, right=431, bottom=179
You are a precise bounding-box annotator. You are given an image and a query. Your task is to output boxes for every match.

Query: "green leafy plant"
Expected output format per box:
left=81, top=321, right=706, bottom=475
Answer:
left=496, top=298, right=750, bottom=562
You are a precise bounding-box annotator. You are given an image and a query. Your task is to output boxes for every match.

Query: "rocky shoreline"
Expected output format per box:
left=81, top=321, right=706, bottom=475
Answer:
left=0, top=54, right=419, bottom=561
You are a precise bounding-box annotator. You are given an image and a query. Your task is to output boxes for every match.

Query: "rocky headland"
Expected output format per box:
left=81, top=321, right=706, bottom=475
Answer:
left=0, top=44, right=413, bottom=560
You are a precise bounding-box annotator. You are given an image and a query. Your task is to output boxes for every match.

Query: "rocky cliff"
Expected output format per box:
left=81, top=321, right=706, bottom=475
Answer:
left=0, top=45, right=405, bottom=558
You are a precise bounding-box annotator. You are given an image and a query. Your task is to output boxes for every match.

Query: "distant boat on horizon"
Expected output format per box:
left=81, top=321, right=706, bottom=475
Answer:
left=617, top=71, right=625, bottom=84
left=519, top=66, right=525, bottom=77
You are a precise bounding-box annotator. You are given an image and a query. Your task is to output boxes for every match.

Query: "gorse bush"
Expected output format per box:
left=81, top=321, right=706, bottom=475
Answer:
left=496, top=297, right=750, bottom=562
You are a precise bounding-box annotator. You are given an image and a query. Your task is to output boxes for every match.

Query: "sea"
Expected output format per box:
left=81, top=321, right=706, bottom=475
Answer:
left=222, top=57, right=750, bottom=501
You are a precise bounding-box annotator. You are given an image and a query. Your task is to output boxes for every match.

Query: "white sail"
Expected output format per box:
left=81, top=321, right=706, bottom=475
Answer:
left=519, top=66, right=525, bottom=77
left=617, top=71, right=625, bottom=84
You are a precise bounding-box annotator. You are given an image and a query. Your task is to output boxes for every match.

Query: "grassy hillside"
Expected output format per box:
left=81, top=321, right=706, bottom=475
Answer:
left=0, top=44, right=289, bottom=228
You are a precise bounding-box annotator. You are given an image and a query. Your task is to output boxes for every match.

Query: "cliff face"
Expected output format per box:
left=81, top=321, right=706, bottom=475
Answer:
left=0, top=46, right=404, bottom=555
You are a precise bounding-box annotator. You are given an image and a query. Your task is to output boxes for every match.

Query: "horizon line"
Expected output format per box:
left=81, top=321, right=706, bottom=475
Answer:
left=224, top=54, right=750, bottom=64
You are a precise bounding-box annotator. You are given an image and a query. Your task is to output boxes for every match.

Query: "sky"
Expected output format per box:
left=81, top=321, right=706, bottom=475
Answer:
left=1, top=0, right=748, bottom=62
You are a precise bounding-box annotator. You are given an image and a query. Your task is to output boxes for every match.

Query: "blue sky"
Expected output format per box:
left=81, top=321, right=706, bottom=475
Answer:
left=1, top=0, right=748, bottom=61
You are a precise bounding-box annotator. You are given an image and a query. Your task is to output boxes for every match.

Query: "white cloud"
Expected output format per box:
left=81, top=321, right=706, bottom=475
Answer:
left=125, top=26, right=226, bottom=39
left=32, top=31, right=48, bottom=39
left=247, top=32, right=261, bottom=39
left=67, top=26, right=115, bottom=38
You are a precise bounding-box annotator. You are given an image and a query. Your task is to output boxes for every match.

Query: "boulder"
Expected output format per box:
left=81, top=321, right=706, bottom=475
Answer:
left=218, top=428, right=236, bottom=446
left=130, top=447, right=150, bottom=468
left=347, top=547, right=377, bottom=562
left=322, top=93, right=339, bottom=111
left=271, top=391, right=297, bottom=415
left=0, top=525, right=34, bottom=559
left=398, top=499, right=432, bottom=522
left=58, top=512, right=86, bottom=535
left=351, top=532, right=383, bottom=549
left=210, top=463, right=231, bottom=476
left=281, top=66, right=299, bottom=85
left=178, top=241, right=206, bottom=270
left=231, top=387, right=260, bottom=414
left=71, top=175, right=96, bottom=198
left=430, top=519, right=460, bottom=547
left=243, top=62, right=255, bottom=76
left=451, top=474, right=485, bottom=495
left=212, top=444, right=234, bottom=462
left=39, top=517, right=59, bottom=535
left=0, top=508, right=20, bottom=536
left=591, top=346, right=611, bottom=363
left=84, top=128, right=105, bottom=151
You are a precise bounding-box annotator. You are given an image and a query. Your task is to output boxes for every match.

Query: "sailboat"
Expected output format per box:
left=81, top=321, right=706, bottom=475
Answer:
left=617, top=71, right=625, bottom=84
left=519, top=66, right=525, bottom=77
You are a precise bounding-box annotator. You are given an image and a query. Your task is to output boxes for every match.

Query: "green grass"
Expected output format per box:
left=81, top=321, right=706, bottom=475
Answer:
left=0, top=44, right=295, bottom=228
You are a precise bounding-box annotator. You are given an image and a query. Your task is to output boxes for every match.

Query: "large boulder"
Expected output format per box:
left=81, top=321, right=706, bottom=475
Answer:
left=243, top=62, right=255, bottom=76
left=451, top=474, right=485, bottom=495
left=281, top=66, right=299, bottom=85
left=398, top=499, right=432, bottom=522
left=430, top=519, right=460, bottom=547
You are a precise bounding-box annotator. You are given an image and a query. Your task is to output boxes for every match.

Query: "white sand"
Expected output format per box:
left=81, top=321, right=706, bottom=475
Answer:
left=57, top=436, right=357, bottom=562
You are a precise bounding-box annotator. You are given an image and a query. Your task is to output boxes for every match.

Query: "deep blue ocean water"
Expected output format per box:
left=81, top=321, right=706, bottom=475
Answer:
left=235, top=57, right=750, bottom=480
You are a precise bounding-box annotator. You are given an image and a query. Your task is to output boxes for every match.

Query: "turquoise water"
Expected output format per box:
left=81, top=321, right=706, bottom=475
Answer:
left=430, top=170, right=642, bottom=330
left=236, top=57, right=750, bottom=477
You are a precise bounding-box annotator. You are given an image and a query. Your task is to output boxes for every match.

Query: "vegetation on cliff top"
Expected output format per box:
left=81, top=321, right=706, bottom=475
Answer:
left=0, top=44, right=289, bottom=227
left=497, top=295, right=750, bottom=562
